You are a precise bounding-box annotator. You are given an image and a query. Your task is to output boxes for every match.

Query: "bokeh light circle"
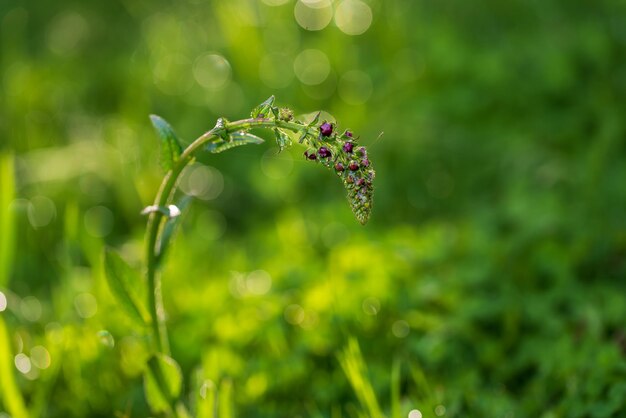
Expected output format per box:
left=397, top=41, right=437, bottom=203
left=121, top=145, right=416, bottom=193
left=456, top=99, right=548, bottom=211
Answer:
left=30, top=346, right=51, bottom=370
left=262, top=0, right=290, bottom=5
left=193, top=54, right=231, bottom=90
left=392, top=320, right=410, bottom=338
left=180, top=165, right=224, bottom=201
left=27, top=196, right=56, bottom=228
left=334, top=0, right=373, bottom=35
left=408, top=410, right=423, bottom=418
left=74, top=292, right=98, bottom=318
left=153, top=54, right=193, bottom=95
left=259, top=53, right=294, bottom=88
left=293, top=49, right=331, bottom=85
left=294, top=0, right=333, bottom=31
left=84, top=205, right=114, bottom=238
left=14, top=353, right=31, bottom=374
left=261, top=148, right=294, bottom=179
left=338, top=70, right=373, bottom=104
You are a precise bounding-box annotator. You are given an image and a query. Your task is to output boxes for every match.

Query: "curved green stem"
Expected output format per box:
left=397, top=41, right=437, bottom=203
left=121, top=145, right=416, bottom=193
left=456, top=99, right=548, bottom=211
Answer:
left=144, top=118, right=310, bottom=354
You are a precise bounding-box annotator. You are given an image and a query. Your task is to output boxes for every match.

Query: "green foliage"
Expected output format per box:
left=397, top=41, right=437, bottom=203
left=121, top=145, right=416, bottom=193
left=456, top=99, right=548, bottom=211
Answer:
left=0, top=317, right=28, bottom=418
left=250, top=96, right=275, bottom=119
left=205, top=131, right=265, bottom=154
left=338, top=338, right=383, bottom=418
left=2, top=0, right=626, bottom=417
left=144, top=354, right=183, bottom=415
left=103, top=248, right=150, bottom=327
left=150, top=115, right=183, bottom=171
left=0, top=153, right=15, bottom=287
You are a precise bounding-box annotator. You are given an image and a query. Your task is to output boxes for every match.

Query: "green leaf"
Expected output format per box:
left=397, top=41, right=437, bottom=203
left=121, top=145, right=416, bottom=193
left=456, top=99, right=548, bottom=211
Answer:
left=0, top=153, right=16, bottom=288
left=217, top=378, right=233, bottom=418
left=298, top=111, right=321, bottom=143
left=156, top=196, right=192, bottom=266
left=103, top=248, right=150, bottom=326
left=250, top=96, right=275, bottom=118
left=205, top=132, right=264, bottom=154
left=192, top=368, right=217, bottom=418
left=274, top=128, right=292, bottom=152
left=144, top=354, right=183, bottom=414
left=0, top=317, right=28, bottom=418
left=150, top=114, right=183, bottom=171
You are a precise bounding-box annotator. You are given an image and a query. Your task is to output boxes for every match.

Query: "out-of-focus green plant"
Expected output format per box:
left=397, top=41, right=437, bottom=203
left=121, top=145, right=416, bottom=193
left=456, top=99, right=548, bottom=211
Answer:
left=103, top=97, right=376, bottom=417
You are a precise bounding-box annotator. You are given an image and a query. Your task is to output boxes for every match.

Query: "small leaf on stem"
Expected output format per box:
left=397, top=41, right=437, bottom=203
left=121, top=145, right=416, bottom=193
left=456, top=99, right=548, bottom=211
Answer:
left=206, top=131, right=264, bottom=154
left=149, top=115, right=183, bottom=171
left=250, top=96, right=275, bottom=118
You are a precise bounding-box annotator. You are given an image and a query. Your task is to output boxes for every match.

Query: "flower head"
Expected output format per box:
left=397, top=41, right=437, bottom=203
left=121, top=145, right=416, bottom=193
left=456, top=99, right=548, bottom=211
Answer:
left=320, top=122, right=333, bottom=137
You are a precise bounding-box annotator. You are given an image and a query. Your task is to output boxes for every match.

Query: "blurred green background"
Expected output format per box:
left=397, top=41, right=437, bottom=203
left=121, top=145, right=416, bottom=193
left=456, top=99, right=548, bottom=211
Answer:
left=1, top=0, right=626, bottom=417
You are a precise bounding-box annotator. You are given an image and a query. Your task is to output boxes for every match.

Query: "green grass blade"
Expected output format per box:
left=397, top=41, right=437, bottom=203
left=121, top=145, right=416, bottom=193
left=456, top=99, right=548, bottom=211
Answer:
left=338, top=338, right=383, bottom=418
left=0, top=317, right=29, bottom=418
left=391, top=359, right=401, bottom=418
left=217, top=378, right=233, bottom=418
left=0, top=153, right=16, bottom=287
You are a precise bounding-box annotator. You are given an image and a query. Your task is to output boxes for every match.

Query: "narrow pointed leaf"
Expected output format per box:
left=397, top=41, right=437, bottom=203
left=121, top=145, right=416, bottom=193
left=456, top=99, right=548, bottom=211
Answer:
left=144, top=354, right=183, bottom=414
left=250, top=96, right=275, bottom=118
left=0, top=153, right=16, bottom=287
left=192, top=368, right=217, bottom=418
left=205, top=132, right=264, bottom=154
left=0, top=317, right=28, bottom=418
left=103, top=248, right=150, bottom=326
left=150, top=115, right=183, bottom=171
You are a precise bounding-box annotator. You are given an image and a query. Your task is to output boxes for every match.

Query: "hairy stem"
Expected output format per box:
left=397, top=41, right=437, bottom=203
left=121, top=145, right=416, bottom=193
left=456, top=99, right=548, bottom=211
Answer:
left=144, top=118, right=309, bottom=354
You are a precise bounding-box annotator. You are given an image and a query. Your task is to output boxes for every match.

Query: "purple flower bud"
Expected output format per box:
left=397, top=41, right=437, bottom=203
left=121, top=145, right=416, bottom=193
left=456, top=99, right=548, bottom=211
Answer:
left=345, top=131, right=353, bottom=138
left=303, top=150, right=309, bottom=158
left=356, top=178, right=365, bottom=187
left=320, top=122, right=333, bottom=137
left=335, top=162, right=345, bottom=172
left=357, top=147, right=367, bottom=157
left=343, top=142, right=354, bottom=153
left=349, top=161, right=359, bottom=171
left=308, top=153, right=317, bottom=160
left=318, top=147, right=331, bottom=158
left=361, top=159, right=370, bottom=167
left=346, top=176, right=354, bottom=184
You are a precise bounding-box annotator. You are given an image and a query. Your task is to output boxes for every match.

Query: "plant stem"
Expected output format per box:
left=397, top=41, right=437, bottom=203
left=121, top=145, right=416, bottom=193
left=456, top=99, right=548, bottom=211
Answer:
left=144, top=118, right=310, bottom=354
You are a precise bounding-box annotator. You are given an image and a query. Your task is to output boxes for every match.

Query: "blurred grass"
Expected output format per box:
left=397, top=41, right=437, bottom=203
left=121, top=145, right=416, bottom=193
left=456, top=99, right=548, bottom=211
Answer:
left=1, top=0, right=626, bottom=417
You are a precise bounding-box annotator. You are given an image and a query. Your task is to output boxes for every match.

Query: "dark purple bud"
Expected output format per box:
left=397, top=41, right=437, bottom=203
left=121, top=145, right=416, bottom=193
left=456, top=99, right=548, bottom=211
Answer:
left=361, top=159, right=370, bottom=167
left=345, top=131, right=353, bottom=138
left=349, top=161, right=359, bottom=171
left=343, top=142, right=354, bottom=153
left=335, top=162, right=345, bottom=172
left=318, top=147, right=331, bottom=158
left=356, top=178, right=365, bottom=187
left=308, top=153, right=317, bottom=160
left=320, top=122, right=333, bottom=137
left=357, top=147, right=367, bottom=157
left=303, top=150, right=309, bottom=158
